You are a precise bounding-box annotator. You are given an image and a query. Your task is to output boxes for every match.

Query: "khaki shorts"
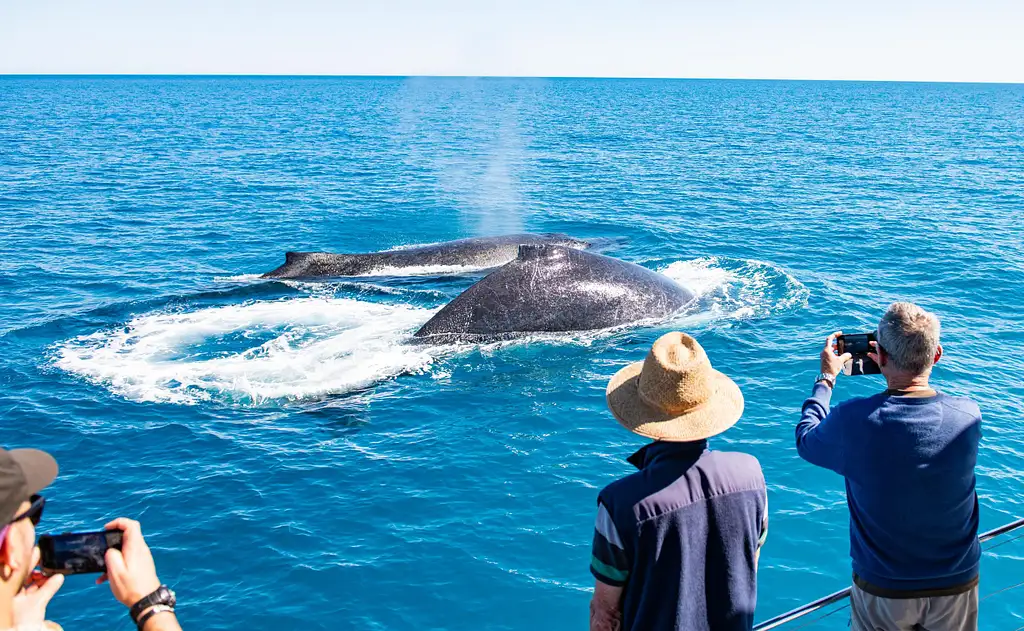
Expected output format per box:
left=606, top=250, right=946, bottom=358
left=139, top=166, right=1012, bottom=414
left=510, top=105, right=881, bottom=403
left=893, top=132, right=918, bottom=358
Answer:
left=850, top=583, right=978, bottom=631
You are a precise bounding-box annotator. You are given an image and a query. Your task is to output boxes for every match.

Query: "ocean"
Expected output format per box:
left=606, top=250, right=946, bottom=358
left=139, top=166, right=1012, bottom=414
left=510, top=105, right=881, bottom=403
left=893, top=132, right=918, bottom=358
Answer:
left=1, top=76, right=1022, bottom=630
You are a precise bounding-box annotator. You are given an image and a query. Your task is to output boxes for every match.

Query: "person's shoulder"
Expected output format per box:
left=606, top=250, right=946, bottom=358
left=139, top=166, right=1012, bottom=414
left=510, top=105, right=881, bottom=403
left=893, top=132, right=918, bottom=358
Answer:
left=703, top=450, right=765, bottom=488
left=705, top=449, right=762, bottom=469
left=938, top=393, right=982, bottom=420
left=598, top=468, right=648, bottom=508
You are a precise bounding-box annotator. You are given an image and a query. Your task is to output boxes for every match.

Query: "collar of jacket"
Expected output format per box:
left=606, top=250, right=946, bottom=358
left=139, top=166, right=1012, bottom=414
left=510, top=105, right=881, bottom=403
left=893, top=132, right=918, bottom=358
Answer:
left=627, top=439, right=709, bottom=470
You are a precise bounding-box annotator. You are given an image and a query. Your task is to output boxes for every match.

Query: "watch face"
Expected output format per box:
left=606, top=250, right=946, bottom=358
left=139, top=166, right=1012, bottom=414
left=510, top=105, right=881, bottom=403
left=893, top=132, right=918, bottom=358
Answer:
left=152, top=586, right=176, bottom=607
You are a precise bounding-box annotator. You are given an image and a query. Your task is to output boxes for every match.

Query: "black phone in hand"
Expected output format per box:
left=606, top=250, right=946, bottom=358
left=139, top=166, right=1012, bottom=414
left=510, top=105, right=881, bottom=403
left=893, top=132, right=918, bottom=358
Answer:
left=38, top=529, right=123, bottom=575
left=837, top=333, right=881, bottom=376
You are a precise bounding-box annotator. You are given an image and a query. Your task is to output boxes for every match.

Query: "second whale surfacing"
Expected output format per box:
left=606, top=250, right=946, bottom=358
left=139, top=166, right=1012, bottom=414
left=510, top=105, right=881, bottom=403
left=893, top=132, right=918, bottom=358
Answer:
left=414, top=245, right=695, bottom=342
left=262, top=233, right=590, bottom=278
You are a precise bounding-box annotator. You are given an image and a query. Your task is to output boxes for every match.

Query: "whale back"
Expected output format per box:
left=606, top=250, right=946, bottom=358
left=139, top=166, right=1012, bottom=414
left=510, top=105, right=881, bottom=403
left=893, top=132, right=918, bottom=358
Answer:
left=261, top=252, right=364, bottom=278
left=414, top=245, right=694, bottom=340
left=261, top=233, right=590, bottom=279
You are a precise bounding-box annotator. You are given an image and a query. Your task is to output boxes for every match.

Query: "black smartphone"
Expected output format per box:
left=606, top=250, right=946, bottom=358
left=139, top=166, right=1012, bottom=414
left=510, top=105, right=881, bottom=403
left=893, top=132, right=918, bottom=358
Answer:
left=836, top=332, right=881, bottom=376
left=38, top=530, right=123, bottom=575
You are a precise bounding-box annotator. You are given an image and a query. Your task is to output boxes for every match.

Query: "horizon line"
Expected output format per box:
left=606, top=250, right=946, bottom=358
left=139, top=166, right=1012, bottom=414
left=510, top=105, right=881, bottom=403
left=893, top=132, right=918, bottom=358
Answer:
left=1, top=73, right=1023, bottom=86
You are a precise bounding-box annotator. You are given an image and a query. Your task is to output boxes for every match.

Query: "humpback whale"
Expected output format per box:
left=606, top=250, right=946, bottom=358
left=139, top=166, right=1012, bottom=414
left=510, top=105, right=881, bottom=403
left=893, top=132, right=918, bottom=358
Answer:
left=262, top=233, right=590, bottom=279
left=414, top=245, right=694, bottom=342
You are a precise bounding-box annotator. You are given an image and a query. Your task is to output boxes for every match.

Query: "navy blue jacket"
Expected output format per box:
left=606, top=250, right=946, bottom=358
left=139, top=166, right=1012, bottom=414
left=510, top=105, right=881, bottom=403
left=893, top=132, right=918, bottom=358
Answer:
left=591, top=441, right=767, bottom=631
left=796, top=382, right=982, bottom=591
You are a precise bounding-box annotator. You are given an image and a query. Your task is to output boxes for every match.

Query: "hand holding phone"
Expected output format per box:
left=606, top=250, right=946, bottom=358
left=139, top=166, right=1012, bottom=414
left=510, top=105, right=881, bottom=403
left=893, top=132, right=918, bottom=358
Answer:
left=821, top=331, right=852, bottom=378
left=837, top=332, right=881, bottom=376
left=98, top=518, right=162, bottom=609
left=14, top=568, right=63, bottom=629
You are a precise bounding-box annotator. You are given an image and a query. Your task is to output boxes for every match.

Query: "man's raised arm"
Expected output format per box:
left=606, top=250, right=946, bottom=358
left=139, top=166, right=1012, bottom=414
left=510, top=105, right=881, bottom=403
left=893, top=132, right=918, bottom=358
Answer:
left=795, top=332, right=850, bottom=475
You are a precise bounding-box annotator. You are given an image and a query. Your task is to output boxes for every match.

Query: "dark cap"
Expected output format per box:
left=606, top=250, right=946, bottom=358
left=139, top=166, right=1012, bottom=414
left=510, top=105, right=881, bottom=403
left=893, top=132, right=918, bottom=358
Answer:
left=0, top=448, right=58, bottom=523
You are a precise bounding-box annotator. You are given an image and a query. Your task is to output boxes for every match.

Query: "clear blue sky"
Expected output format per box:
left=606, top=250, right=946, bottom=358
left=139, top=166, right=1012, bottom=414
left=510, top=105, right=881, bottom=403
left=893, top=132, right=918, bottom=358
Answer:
left=2, top=0, right=1022, bottom=82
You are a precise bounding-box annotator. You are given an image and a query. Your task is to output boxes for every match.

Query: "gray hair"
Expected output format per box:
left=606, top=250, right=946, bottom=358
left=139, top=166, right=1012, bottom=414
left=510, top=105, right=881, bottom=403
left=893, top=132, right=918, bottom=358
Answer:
left=876, top=302, right=941, bottom=374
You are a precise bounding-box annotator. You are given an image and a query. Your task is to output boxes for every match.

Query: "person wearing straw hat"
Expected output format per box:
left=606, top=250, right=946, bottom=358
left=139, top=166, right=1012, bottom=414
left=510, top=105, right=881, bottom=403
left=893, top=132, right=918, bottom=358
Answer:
left=590, top=332, right=768, bottom=631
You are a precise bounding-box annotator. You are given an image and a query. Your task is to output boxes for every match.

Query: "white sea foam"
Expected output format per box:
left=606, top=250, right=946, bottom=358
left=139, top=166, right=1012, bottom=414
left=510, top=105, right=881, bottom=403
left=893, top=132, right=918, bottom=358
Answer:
left=661, top=256, right=808, bottom=323
left=213, top=273, right=265, bottom=282
left=54, top=298, right=440, bottom=406
left=54, top=256, right=807, bottom=406
left=661, top=258, right=737, bottom=297
left=279, top=279, right=448, bottom=299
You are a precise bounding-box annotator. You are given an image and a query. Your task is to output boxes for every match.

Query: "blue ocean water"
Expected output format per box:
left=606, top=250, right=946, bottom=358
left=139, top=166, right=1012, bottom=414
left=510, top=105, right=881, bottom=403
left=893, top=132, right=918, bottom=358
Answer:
left=1, top=76, right=1023, bottom=630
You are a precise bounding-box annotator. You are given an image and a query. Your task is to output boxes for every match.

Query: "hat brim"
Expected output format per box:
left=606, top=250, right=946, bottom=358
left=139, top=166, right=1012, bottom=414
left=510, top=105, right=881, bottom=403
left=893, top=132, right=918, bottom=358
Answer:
left=606, top=361, right=744, bottom=442
left=9, top=449, right=58, bottom=496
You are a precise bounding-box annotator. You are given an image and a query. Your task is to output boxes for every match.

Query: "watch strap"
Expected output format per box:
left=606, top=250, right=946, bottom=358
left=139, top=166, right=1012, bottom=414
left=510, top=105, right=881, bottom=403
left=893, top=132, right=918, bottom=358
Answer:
left=815, top=373, right=835, bottom=388
left=136, top=604, right=175, bottom=631
left=130, top=586, right=175, bottom=623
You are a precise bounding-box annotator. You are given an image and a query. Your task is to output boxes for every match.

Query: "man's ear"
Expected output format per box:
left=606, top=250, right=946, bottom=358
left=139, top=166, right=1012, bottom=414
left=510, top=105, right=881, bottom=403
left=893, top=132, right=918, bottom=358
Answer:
left=934, top=344, right=943, bottom=365
left=0, top=529, right=12, bottom=581
left=1, top=524, right=28, bottom=574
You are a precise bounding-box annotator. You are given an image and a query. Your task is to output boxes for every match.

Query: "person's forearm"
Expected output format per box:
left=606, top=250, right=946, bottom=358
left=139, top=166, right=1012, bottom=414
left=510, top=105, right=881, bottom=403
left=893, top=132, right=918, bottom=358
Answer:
left=794, top=381, right=846, bottom=473
left=795, top=381, right=832, bottom=442
left=590, top=605, right=621, bottom=631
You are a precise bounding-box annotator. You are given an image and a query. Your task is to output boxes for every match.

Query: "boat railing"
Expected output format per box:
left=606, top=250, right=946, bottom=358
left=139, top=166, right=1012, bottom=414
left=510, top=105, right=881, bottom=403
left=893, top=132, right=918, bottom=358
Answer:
left=753, top=516, right=1024, bottom=631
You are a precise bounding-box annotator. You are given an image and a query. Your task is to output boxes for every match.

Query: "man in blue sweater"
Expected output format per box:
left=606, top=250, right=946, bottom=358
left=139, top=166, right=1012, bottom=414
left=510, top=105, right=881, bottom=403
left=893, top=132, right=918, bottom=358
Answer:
left=796, top=302, right=981, bottom=631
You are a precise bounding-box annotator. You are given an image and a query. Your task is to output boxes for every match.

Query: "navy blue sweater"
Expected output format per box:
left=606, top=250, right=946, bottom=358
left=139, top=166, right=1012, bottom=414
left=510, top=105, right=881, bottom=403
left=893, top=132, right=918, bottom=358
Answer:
left=796, top=382, right=982, bottom=591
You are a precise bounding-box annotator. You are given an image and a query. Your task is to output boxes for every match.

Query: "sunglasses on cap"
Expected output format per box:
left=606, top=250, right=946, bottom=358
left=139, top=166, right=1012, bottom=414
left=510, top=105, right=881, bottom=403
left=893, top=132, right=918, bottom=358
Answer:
left=7, top=494, right=45, bottom=527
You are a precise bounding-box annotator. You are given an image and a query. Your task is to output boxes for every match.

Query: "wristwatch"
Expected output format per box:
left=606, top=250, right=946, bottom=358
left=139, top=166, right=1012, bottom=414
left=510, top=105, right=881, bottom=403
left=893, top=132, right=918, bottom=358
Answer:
left=130, top=585, right=176, bottom=628
left=814, top=373, right=836, bottom=389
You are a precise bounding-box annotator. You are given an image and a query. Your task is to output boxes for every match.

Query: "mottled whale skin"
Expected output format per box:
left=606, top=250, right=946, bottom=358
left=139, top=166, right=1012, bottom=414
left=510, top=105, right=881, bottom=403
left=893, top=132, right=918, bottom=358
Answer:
left=414, top=245, right=695, bottom=341
left=262, top=233, right=590, bottom=279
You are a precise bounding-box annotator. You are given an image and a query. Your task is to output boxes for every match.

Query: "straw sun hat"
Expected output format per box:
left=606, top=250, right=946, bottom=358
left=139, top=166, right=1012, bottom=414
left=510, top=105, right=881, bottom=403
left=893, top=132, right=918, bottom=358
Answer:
left=606, top=332, right=744, bottom=441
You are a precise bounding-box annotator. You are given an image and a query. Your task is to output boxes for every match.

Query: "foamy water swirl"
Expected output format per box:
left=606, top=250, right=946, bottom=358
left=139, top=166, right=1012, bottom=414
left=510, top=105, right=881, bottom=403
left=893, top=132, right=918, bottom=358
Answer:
left=54, top=298, right=440, bottom=405
left=54, top=257, right=806, bottom=405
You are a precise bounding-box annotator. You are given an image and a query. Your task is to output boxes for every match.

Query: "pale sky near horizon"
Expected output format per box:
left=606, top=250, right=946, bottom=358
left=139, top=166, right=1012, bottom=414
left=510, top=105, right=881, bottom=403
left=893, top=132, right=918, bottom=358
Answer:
left=2, top=0, right=1022, bottom=82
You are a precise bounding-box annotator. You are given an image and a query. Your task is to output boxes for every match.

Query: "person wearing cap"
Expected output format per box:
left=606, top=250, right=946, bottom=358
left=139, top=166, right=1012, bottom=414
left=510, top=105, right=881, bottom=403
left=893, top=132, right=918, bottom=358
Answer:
left=590, top=332, right=768, bottom=631
left=0, top=448, right=62, bottom=631
left=797, top=303, right=982, bottom=631
left=0, top=447, right=184, bottom=631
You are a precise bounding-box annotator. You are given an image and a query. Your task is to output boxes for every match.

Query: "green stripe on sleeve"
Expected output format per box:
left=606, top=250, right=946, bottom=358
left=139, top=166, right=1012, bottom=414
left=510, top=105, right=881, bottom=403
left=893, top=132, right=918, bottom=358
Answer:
left=591, top=555, right=629, bottom=583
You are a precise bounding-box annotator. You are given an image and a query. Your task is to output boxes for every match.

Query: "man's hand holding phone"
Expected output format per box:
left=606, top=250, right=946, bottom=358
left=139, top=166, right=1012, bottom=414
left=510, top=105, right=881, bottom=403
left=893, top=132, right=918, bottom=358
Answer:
left=97, top=518, right=160, bottom=605
left=98, top=518, right=182, bottom=631
left=821, top=331, right=852, bottom=379
left=15, top=564, right=65, bottom=631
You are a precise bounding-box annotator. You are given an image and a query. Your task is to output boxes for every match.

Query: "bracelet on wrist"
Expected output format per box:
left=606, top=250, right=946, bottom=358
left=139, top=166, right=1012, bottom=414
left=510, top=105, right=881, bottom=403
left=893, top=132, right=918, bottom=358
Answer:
left=814, top=373, right=835, bottom=389
left=136, top=605, right=175, bottom=630
left=130, top=585, right=177, bottom=625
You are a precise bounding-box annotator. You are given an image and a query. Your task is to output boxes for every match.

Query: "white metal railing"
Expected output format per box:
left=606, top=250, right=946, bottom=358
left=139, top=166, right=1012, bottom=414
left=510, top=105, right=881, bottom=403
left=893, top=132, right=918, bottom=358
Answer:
left=753, top=516, right=1024, bottom=631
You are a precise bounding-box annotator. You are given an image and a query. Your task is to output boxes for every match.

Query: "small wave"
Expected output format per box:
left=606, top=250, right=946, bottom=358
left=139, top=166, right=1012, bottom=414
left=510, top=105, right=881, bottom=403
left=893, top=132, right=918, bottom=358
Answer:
left=53, top=298, right=440, bottom=406
left=287, top=280, right=449, bottom=299
left=660, top=256, right=808, bottom=323
left=214, top=274, right=265, bottom=282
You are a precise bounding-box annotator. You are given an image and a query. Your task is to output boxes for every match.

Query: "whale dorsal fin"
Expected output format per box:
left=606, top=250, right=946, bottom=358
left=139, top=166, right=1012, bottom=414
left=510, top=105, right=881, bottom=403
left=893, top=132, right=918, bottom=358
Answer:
left=285, top=251, right=306, bottom=264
